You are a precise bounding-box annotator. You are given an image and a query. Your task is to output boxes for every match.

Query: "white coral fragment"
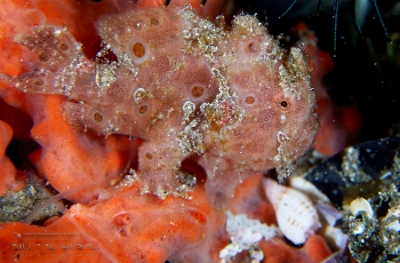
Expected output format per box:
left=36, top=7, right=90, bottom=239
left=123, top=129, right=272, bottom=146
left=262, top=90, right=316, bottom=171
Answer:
left=95, top=62, right=117, bottom=95
left=176, top=119, right=204, bottom=156
left=350, top=197, right=374, bottom=218
left=219, top=210, right=280, bottom=263
left=133, top=87, right=148, bottom=103
left=182, top=101, right=196, bottom=124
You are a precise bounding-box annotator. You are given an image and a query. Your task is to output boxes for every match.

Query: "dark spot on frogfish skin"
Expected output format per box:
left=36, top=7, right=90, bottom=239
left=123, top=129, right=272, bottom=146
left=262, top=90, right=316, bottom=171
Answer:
left=150, top=18, right=159, bottom=25
left=39, top=52, right=49, bottom=62
left=59, top=43, right=69, bottom=51
left=281, top=101, right=288, bottom=107
left=248, top=42, right=259, bottom=52
left=33, top=79, right=44, bottom=86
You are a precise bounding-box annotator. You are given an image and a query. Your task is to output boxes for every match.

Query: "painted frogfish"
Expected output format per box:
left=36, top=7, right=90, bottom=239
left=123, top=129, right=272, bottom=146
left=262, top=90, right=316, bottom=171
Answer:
left=3, top=6, right=318, bottom=209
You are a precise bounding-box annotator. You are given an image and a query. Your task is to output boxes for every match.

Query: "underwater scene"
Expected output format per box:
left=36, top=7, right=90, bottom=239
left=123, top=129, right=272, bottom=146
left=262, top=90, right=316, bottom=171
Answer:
left=0, top=0, right=399, bottom=262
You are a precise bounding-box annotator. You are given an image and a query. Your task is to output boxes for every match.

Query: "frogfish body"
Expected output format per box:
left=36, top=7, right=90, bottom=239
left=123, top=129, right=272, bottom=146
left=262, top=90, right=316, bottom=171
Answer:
left=3, top=6, right=318, bottom=209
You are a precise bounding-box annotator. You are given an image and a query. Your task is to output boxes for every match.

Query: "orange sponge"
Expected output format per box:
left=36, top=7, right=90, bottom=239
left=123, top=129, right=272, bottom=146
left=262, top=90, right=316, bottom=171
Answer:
left=0, top=120, right=26, bottom=195
left=28, top=95, right=133, bottom=204
left=0, top=183, right=224, bottom=263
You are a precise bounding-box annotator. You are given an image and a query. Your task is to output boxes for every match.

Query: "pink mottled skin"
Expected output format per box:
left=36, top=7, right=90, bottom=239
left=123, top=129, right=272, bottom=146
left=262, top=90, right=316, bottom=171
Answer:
left=0, top=2, right=334, bottom=263
left=2, top=6, right=318, bottom=209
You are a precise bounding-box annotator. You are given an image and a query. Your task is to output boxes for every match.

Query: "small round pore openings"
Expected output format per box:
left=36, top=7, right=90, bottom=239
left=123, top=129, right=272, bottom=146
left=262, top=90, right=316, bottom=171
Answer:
left=32, top=78, right=44, bottom=87
left=59, top=43, right=69, bottom=51
left=149, top=17, right=159, bottom=25
left=38, top=52, right=50, bottom=62
left=191, top=86, right=204, bottom=98
left=245, top=96, right=255, bottom=104
left=145, top=152, right=153, bottom=160
left=132, top=42, right=145, bottom=58
left=93, top=111, right=104, bottom=123
left=138, top=105, right=148, bottom=114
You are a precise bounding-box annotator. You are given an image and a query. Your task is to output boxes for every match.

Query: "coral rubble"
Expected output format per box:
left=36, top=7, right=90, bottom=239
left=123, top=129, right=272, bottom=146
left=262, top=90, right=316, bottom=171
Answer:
left=307, top=136, right=400, bottom=261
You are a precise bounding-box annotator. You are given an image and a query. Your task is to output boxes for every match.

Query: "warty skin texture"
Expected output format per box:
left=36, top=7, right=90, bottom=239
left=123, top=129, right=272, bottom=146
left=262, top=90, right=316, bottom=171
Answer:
left=4, top=6, right=318, bottom=209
